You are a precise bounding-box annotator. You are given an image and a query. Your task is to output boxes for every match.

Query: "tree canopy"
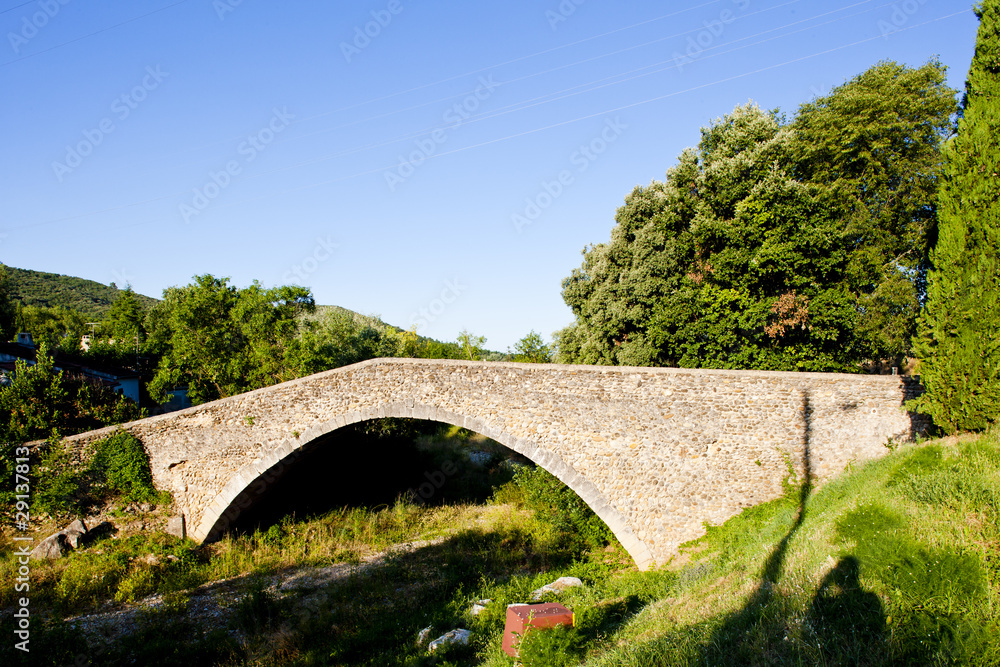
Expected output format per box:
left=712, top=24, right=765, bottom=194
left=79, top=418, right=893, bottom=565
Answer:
left=510, top=331, right=553, bottom=363
left=147, top=275, right=315, bottom=403
left=557, top=60, right=958, bottom=372
left=103, top=286, right=147, bottom=346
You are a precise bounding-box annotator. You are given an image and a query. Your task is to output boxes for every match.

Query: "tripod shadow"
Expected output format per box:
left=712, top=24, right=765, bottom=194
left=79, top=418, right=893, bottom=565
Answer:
left=700, top=393, right=814, bottom=660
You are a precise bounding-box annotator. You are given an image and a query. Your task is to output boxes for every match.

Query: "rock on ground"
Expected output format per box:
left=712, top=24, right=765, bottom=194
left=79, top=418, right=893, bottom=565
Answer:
left=530, top=576, right=584, bottom=601
left=428, top=628, right=471, bottom=652
left=30, top=533, right=69, bottom=560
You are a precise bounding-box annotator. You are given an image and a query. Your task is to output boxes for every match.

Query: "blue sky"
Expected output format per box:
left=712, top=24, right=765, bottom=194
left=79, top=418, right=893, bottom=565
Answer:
left=0, top=0, right=979, bottom=351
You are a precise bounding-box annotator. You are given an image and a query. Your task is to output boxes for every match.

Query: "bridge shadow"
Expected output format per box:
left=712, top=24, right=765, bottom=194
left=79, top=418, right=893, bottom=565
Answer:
left=697, top=389, right=887, bottom=664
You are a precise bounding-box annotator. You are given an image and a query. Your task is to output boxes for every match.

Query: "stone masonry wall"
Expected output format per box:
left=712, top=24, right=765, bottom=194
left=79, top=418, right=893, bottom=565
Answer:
left=61, top=359, right=925, bottom=570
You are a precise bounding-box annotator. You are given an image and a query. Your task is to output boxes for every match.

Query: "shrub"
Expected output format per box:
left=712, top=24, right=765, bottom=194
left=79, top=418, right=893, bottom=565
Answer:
left=90, top=431, right=160, bottom=503
left=493, top=465, right=614, bottom=550
left=115, top=566, right=159, bottom=604
left=33, top=435, right=83, bottom=516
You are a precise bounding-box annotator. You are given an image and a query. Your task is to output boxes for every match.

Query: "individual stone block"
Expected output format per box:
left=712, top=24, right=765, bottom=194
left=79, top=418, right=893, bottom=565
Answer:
left=530, top=576, right=584, bottom=601
left=63, top=519, right=88, bottom=548
left=167, top=515, right=186, bottom=539
left=427, top=628, right=470, bottom=652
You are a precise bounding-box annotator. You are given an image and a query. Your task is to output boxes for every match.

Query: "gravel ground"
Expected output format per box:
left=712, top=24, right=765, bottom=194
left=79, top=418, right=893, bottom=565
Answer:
left=58, top=536, right=449, bottom=644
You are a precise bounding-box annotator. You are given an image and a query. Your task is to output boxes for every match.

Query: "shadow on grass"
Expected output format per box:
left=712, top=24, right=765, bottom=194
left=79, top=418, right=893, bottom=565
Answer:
left=806, top=555, right=886, bottom=662
left=699, top=390, right=887, bottom=665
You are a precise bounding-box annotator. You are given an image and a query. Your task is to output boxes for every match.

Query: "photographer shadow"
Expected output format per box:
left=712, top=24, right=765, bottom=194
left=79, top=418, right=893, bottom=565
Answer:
left=806, top=555, right=887, bottom=662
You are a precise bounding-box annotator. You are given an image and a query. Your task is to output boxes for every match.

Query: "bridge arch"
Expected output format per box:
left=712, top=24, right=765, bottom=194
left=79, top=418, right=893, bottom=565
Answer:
left=194, top=401, right=657, bottom=570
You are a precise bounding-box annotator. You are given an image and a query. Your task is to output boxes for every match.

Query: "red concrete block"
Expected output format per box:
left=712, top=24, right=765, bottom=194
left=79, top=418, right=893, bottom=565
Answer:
left=501, top=602, right=574, bottom=657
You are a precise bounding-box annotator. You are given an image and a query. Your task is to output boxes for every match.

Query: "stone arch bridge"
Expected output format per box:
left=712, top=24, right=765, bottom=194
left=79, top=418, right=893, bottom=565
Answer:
left=62, top=359, right=924, bottom=570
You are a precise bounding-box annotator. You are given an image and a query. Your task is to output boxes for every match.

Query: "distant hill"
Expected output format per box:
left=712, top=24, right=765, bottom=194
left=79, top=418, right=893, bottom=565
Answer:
left=304, top=305, right=473, bottom=358
left=1, top=265, right=159, bottom=321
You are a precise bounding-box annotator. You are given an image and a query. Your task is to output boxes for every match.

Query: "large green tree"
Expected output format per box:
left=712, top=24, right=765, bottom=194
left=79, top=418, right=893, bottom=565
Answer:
left=0, top=343, right=143, bottom=443
left=147, top=275, right=315, bottom=403
left=12, top=304, right=85, bottom=351
left=510, top=330, right=553, bottom=363
left=557, top=60, right=957, bottom=371
left=793, top=60, right=958, bottom=359
left=913, top=1, right=1000, bottom=432
left=286, top=308, right=405, bottom=375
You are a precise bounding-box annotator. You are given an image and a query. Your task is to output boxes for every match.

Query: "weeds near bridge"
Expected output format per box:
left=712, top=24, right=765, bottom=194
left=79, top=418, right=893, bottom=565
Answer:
left=30, top=431, right=168, bottom=518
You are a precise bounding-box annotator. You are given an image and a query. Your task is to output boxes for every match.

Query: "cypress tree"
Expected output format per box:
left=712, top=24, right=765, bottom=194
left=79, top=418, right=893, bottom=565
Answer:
left=913, top=0, right=1000, bottom=432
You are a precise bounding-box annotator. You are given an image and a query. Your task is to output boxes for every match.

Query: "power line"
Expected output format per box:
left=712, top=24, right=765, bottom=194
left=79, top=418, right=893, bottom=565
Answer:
left=0, top=0, right=191, bottom=67
left=34, top=0, right=821, bottom=183
left=72, top=0, right=891, bottom=190
left=0, top=1, right=36, bottom=16
left=142, top=10, right=975, bottom=218
left=46, top=0, right=735, bottom=173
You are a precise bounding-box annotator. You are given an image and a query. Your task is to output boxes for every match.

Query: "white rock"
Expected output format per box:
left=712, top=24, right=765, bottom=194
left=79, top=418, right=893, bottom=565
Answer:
left=428, top=628, right=470, bottom=652
left=530, top=576, right=584, bottom=601
left=63, top=519, right=88, bottom=549
left=416, top=625, right=433, bottom=646
left=30, top=533, right=68, bottom=560
left=470, top=599, right=491, bottom=616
